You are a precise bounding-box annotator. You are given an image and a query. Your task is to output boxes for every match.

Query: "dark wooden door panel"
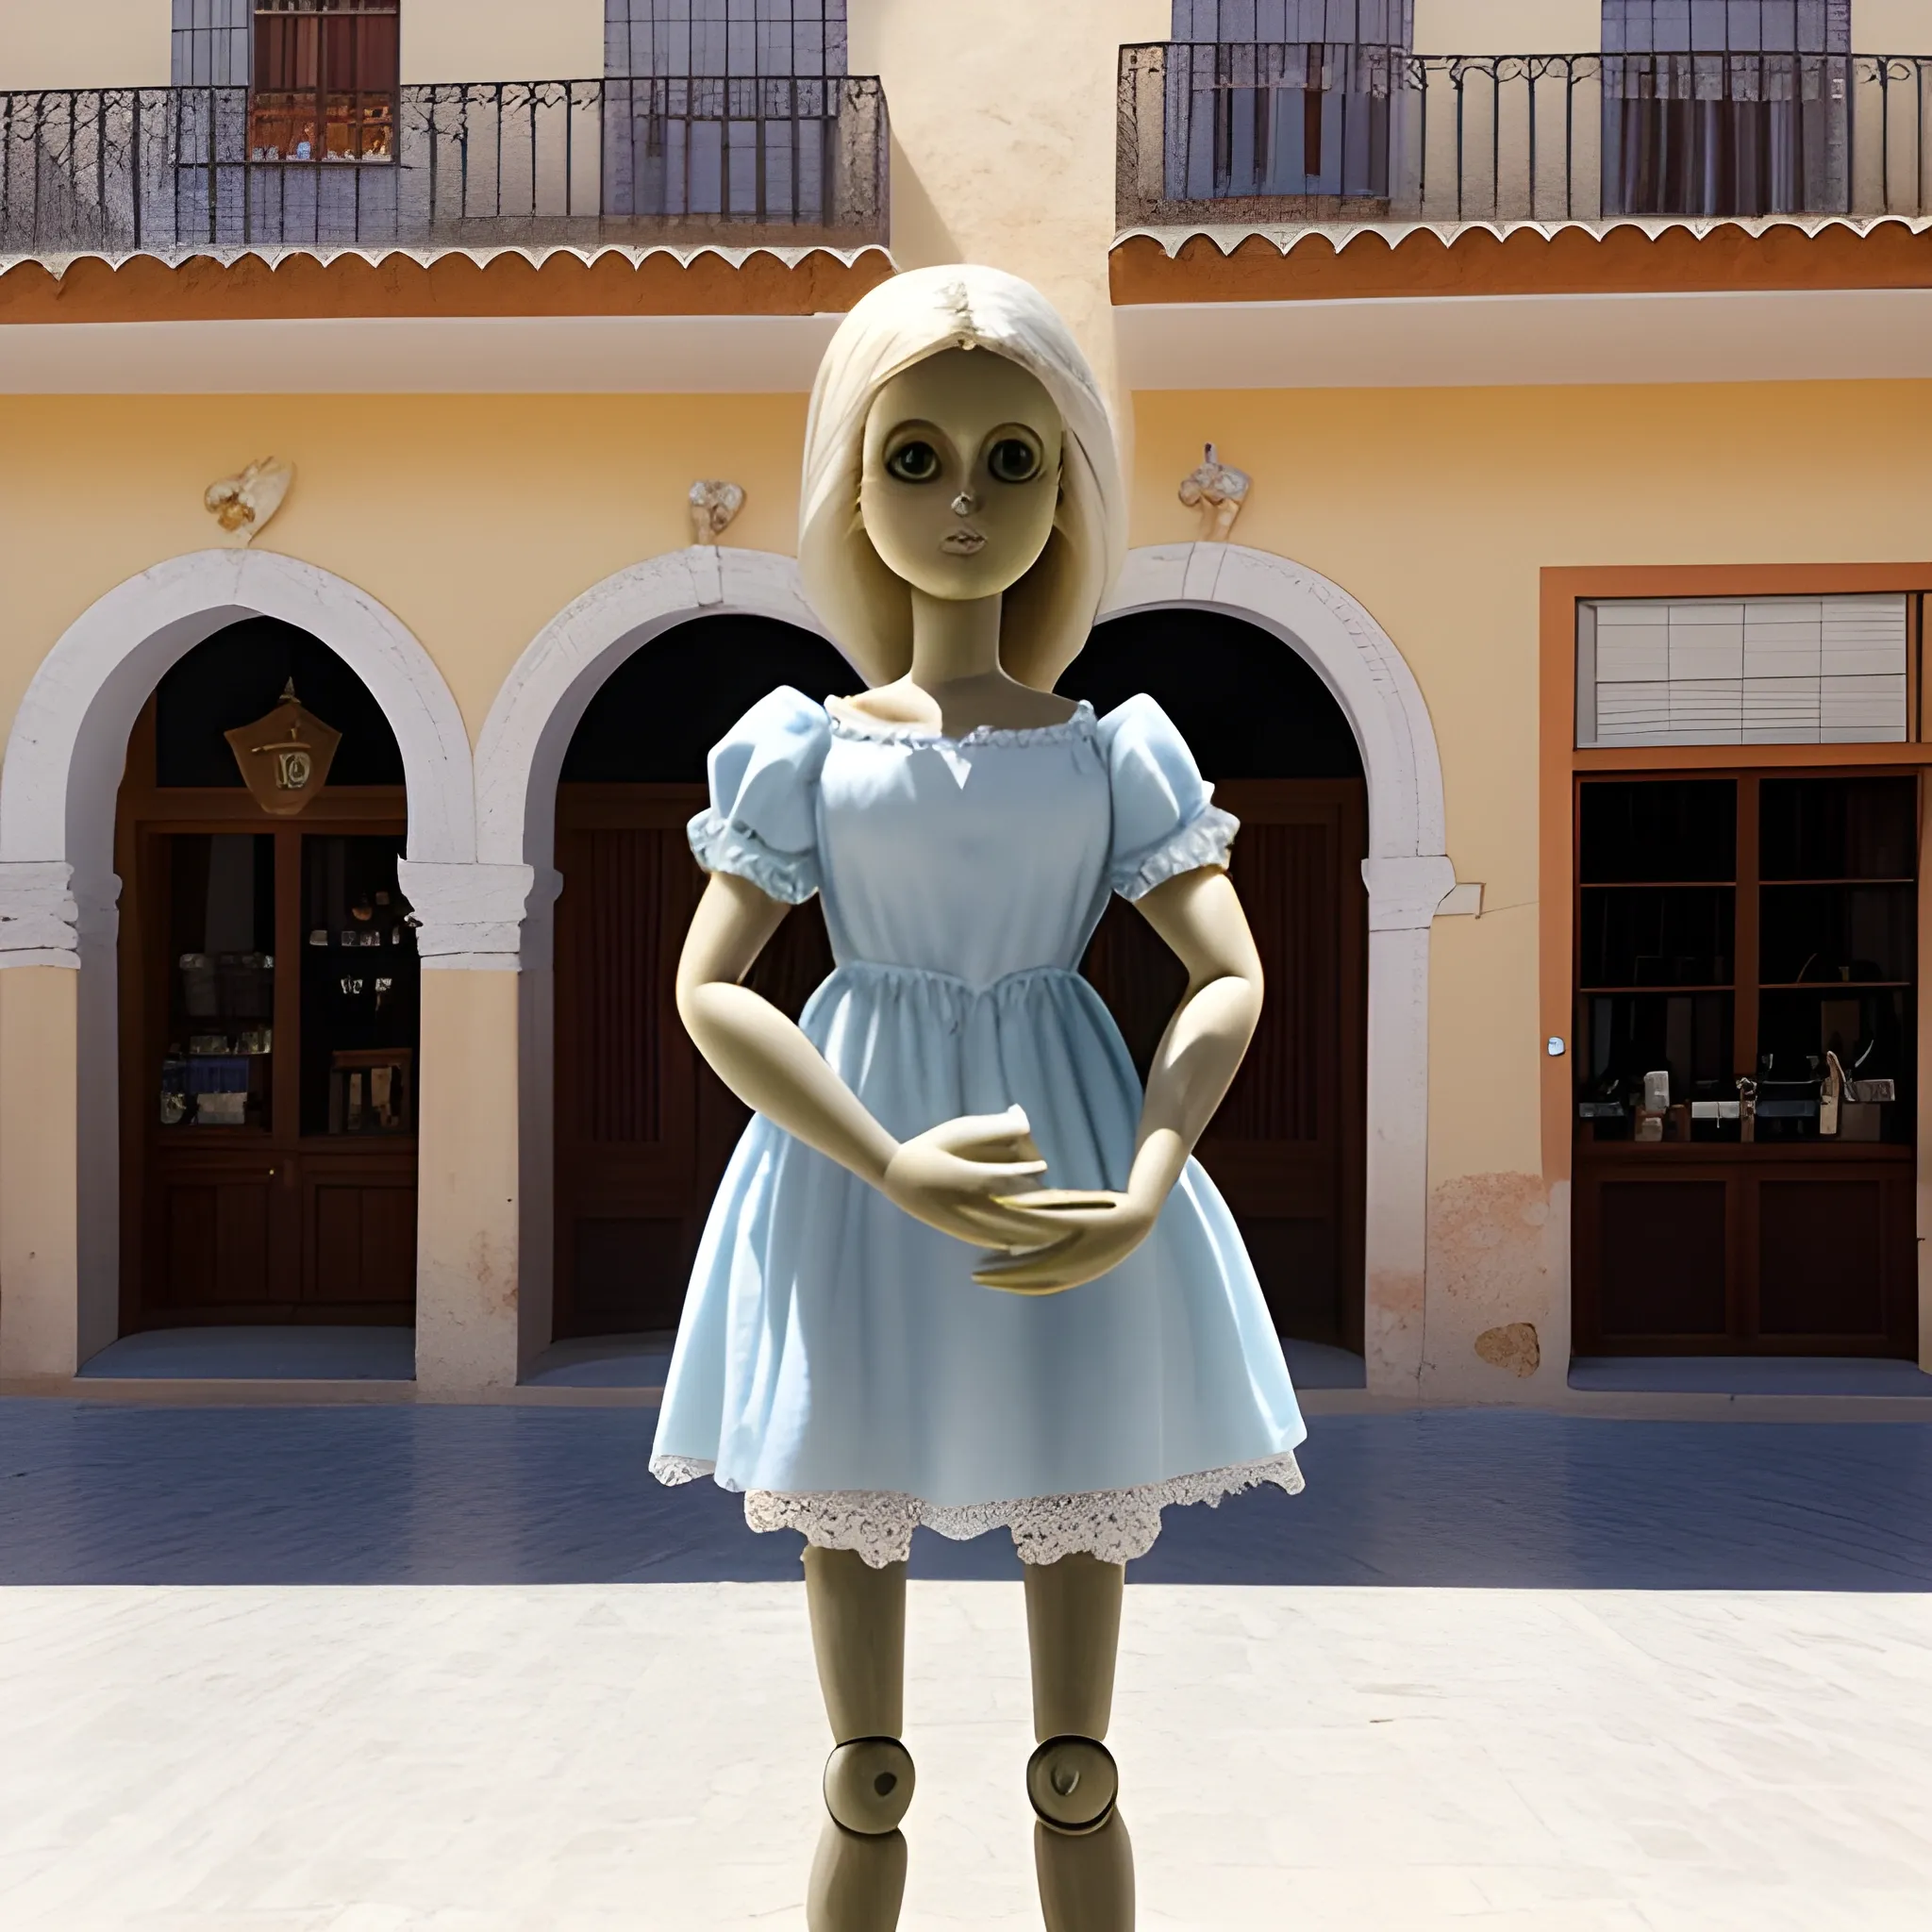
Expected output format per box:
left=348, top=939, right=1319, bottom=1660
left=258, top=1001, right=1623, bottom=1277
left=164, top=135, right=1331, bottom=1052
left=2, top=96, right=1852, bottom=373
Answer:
left=1591, top=1178, right=1730, bottom=1342
left=161, top=1180, right=272, bottom=1311
left=1080, top=778, right=1368, bottom=1348
left=310, top=1181, right=418, bottom=1312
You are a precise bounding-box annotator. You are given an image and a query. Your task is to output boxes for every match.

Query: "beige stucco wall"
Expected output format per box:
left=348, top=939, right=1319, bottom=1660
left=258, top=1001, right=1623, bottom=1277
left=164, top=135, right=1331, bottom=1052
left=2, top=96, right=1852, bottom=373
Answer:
left=1855, top=2, right=1932, bottom=52
left=0, top=0, right=170, bottom=89
left=0, top=393, right=808, bottom=754
left=1134, top=377, right=1932, bottom=1392
left=1412, top=1, right=1602, bottom=54
left=849, top=0, right=1169, bottom=393
left=7, top=373, right=1932, bottom=1394
left=401, top=0, right=606, bottom=85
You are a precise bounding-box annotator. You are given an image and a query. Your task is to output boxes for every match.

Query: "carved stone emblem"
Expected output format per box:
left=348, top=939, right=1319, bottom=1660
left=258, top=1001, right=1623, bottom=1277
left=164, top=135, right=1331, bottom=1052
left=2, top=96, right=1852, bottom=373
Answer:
left=1178, top=443, right=1251, bottom=541
left=224, top=681, right=341, bottom=816
left=205, top=457, right=295, bottom=545
left=689, top=478, right=746, bottom=545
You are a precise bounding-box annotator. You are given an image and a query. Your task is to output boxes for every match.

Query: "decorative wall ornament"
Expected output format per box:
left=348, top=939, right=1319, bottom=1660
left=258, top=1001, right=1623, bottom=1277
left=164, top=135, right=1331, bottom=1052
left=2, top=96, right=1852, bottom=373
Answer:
left=205, top=457, right=295, bottom=545
left=224, top=680, right=341, bottom=815
left=688, top=478, right=746, bottom=545
left=1178, top=443, right=1251, bottom=541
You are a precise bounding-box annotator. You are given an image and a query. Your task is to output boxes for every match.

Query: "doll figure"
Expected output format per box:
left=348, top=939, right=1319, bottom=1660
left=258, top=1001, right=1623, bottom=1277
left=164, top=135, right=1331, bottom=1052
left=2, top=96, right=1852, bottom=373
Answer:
left=650, top=264, right=1307, bottom=1931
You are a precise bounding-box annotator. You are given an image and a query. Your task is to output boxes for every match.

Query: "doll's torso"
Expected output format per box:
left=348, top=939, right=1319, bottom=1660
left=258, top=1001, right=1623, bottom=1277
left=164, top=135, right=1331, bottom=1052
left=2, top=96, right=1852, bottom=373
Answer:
left=815, top=702, right=1113, bottom=990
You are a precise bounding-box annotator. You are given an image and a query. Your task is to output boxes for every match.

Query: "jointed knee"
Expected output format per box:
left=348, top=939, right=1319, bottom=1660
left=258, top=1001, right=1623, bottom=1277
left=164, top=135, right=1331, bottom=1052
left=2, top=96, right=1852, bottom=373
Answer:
left=1025, top=1734, right=1118, bottom=1836
left=823, top=1737, right=915, bottom=1836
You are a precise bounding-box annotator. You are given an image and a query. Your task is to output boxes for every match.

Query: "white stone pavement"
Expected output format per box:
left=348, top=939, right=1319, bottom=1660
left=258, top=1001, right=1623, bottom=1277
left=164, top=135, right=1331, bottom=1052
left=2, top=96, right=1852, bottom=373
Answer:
left=4, top=1581, right=1930, bottom=1931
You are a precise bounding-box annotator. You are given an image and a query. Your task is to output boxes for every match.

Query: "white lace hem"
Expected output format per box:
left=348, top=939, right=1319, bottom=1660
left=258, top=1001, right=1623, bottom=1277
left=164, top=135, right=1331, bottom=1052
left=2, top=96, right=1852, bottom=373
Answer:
left=647, top=1452, right=1306, bottom=1568
left=687, top=809, right=821, bottom=905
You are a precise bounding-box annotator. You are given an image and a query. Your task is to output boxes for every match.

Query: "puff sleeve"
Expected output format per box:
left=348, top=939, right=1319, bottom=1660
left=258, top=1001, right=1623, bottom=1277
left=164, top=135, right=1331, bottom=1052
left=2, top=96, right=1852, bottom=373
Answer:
left=1099, top=694, right=1240, bottom=901
left=687, top=686, right=831, bottom=905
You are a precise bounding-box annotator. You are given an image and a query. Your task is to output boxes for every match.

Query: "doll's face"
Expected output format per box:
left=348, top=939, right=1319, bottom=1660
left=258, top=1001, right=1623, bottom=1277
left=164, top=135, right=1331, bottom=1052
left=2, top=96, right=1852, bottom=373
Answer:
left=859, top=348, right=1063, bottom=603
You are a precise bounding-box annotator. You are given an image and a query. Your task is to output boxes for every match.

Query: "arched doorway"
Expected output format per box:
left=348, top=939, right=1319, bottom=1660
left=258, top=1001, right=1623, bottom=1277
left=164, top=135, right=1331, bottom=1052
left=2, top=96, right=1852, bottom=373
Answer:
left=115, top=617, right=422, bottom=1333
left=549, top=611, right=853, bottom=1341
left=1063, top=608, right=1370, bottom=1354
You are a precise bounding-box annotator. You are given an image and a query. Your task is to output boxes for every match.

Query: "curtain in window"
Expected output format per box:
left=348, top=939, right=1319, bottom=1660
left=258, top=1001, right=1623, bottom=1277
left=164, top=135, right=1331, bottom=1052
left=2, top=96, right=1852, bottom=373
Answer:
left=1602, top=0, right=1851, bottom=215
left=1165, top=1, right=1413, bottom=206
left=603, top=2, right=848, bottom=225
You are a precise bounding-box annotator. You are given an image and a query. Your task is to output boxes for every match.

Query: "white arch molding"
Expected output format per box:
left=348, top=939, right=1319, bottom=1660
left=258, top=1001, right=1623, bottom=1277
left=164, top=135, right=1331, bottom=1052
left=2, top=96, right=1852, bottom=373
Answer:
left=473, top=545, right=847, bottom=1365
left=1103, top=544, right=1452, bottom=1394
left=0, top=548, right=478, bottom=1376
left=479, top=541, right=1448, bottom=1393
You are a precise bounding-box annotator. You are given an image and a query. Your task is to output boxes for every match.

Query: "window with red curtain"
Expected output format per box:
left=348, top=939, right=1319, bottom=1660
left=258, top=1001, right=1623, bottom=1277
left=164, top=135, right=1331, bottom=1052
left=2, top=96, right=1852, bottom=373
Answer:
left=249, top=0, right=400, bottom=162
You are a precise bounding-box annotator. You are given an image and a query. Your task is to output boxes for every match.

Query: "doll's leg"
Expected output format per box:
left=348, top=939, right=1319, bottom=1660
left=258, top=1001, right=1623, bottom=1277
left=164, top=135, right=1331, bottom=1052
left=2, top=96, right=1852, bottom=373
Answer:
left=803, top=1545, right=913, bottom=1932
left=1024, top=1554, right=1135, bottom=1932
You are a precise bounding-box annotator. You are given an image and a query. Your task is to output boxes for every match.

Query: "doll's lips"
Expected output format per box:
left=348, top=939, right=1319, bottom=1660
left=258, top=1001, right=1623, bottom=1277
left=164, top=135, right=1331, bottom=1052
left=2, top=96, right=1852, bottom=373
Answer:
left=941, top=528, right=987, bottom=556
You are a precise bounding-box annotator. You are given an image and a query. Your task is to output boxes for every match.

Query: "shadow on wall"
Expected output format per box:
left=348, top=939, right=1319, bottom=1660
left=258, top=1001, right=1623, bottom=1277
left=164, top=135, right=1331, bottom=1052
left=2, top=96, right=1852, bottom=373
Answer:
left=5, top=1404, right=1929, bottom=1591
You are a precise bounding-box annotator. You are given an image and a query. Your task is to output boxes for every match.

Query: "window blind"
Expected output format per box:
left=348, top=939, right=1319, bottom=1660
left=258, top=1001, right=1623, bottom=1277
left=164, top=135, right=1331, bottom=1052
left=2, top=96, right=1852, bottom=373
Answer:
left=1577, top=596, right=1910, bottom=747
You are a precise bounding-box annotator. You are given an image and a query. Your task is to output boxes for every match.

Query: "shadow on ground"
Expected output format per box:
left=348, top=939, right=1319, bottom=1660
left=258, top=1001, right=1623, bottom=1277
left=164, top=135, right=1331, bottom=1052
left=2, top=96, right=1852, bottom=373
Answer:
left=2, top=1403, right=1929, bottom=1589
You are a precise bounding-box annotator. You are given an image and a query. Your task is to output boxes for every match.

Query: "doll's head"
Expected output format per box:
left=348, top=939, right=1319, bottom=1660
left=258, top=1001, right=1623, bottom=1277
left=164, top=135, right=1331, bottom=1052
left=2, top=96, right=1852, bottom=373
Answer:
left=799, top=265, right=1125, bottom=691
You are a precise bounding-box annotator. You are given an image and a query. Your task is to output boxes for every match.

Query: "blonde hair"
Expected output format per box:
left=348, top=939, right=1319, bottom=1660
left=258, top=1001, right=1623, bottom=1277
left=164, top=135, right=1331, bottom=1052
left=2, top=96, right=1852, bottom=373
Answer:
left=798, top=264, right=1126, bottom=691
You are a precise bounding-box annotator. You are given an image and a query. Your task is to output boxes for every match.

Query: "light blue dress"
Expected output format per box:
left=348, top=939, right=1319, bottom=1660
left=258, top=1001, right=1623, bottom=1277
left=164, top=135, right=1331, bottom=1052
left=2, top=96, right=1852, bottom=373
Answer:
left=649, top=687, right=1306, bottom=1565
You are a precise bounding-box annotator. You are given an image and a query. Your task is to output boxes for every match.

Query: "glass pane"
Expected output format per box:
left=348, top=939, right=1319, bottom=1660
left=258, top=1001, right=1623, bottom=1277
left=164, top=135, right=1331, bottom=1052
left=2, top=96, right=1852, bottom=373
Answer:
left=1756, top=988, right=1911, bottom=1142
left=1578, top=778, right=1737, bottom=883
left=1759, top=774, right=1918, bottom=880
left=299, top=837, right=419, bottom=1137
left=160, top=833, right=276, bottom=1131
left=1759, top=883, right=1915, bottom=985
left=1574, top=990, right=1736, bottom=1139
left=1579, top=884, right=1734, bottom=988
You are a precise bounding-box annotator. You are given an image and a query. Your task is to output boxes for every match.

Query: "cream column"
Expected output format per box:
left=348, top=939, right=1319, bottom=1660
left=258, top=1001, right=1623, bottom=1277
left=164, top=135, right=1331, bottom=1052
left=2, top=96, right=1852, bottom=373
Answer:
left=0, top=863, right=85, bottom=1383
left=1362, top=859, right=1455, bottom=1400
left=398, top=860, right=538, bottom=1397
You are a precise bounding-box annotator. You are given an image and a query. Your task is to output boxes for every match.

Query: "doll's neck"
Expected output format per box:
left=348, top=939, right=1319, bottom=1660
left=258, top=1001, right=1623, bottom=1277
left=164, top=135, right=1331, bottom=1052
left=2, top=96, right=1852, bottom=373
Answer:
left=907, top=587, right=1005, bottom=691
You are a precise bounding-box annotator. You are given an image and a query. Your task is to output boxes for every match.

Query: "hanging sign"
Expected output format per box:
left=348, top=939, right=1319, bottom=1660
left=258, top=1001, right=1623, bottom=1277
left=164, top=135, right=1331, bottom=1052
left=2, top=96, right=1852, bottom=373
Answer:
left=224, top=680, right=342, bottom=816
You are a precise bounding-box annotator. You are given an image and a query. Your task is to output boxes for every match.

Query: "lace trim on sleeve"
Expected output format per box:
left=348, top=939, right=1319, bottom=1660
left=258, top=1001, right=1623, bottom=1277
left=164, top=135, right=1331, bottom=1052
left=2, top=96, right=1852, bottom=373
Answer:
left=688, top=809, right=821, bottom=906
left=1109, top=803, right=1241, bottom=902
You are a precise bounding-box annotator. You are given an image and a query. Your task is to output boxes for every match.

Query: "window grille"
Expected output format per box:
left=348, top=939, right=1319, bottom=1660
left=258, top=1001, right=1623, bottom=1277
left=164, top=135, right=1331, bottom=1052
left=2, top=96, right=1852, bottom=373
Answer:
left=1602, top=1, right=1851, bottom=215
left=1170, top=2, right=1411, bottom=41
left=605, top=1, right=847, bottom=79
left=1577, top=597, right=1910, bottom=748
left=172, top=0, right=252, bottom=86
left=1601, top=2, right=1849, bottom=54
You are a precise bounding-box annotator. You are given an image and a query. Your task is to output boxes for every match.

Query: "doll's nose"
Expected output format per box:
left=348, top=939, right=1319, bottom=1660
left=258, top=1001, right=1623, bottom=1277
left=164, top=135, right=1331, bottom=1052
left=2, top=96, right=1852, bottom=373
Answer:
left=951, top=491, right=978, bottom=517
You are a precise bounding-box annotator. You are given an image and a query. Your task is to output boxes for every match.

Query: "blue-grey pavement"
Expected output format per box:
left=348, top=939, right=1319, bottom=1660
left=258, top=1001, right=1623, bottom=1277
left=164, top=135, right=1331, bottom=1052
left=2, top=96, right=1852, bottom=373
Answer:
left=4, top=1402, right=1930, bottom=1590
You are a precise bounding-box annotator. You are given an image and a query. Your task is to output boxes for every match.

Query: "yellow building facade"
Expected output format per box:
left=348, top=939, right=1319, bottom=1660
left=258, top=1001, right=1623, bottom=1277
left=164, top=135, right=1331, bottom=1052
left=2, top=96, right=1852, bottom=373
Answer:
left=5, top=0, right=1932, bottom=1404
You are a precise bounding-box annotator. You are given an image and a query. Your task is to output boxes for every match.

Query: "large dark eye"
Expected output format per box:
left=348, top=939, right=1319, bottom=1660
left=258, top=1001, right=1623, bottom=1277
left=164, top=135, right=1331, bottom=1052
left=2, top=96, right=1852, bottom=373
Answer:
left=987, top=436, right=1042, bottom=484
left=885, top=440, right=941, bottom=483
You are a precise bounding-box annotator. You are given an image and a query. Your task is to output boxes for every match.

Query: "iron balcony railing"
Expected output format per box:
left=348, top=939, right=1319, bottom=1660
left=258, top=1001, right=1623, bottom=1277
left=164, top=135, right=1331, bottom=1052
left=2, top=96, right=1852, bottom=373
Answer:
left=1121, top=42, right=1932, bottom=227
left=0, top=75, right=889, bottom=256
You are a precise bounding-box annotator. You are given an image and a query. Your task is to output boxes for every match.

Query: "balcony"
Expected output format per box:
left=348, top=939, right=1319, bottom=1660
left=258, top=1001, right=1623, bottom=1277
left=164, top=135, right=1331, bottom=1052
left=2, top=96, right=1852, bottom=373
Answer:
left=1119, top=42, right=1932, bottom=230
left=0, top=75, right=890, bottom=258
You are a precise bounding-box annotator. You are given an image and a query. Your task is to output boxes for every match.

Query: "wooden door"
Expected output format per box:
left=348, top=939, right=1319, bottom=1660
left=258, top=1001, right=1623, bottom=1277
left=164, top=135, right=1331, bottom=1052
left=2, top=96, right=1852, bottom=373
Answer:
left=1080, top=778, right=1369, bottom=1347
left=120, top=817, right=421, bottom=1329
left=552, top=784, right=834, bottom=1339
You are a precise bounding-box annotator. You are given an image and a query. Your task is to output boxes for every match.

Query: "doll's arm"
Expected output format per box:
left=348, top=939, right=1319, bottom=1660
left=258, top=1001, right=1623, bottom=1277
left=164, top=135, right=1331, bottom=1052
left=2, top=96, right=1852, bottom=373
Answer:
left=676, top=871, right=1060, bottom=1247
left=974, top=865, right=1261, bottom=1292
left=1117, top=864, right=1265, bottom=1205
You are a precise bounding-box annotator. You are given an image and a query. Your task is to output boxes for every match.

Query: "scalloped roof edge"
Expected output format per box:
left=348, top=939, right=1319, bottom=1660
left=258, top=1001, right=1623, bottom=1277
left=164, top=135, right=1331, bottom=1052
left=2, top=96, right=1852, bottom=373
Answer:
left=0, top=240, right=896, bottom=278
left=1111, top=213, right=1932, bottom=258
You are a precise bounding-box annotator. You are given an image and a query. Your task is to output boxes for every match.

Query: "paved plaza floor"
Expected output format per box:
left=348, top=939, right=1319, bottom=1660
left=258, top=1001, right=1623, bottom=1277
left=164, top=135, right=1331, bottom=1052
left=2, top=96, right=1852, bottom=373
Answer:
left=3, top=1403, right=1930, bottom=1928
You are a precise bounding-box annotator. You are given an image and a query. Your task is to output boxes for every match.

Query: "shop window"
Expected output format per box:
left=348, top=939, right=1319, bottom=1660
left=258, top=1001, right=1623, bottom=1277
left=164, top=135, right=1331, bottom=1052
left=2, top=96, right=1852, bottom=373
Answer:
left=1576, top=595, right=1911, bottom=749
left=1572, top=770, right=1918, bottom=1357
left=248, top=0, right=400, bottom=163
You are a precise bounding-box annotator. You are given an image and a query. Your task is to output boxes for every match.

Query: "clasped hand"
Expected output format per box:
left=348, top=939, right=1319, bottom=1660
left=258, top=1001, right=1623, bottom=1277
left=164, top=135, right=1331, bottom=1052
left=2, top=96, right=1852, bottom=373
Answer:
left=878, top=1105, right=1158, bottom=1295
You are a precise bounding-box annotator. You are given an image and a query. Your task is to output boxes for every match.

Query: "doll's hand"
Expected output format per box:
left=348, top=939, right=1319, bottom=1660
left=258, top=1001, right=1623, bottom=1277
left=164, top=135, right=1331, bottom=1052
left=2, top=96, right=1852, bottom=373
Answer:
left=880, top=1106, right=1063, bottom=1248
left=971, top=1188, right=1159, bottom=1294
